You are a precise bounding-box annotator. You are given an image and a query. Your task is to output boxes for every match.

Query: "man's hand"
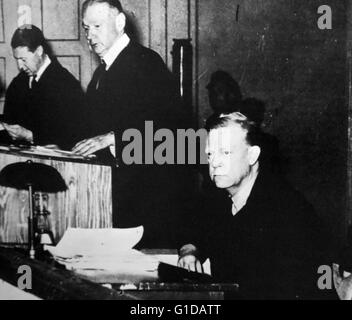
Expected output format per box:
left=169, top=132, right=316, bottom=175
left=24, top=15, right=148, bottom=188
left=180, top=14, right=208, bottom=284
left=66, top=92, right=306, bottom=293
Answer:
left=177, top=244, right=204, bottom=273
left=3, top=123, right=33, bottom=143
left=333, top=263, right=352, bottom=300
left=72, top=131, right=115, bottom=156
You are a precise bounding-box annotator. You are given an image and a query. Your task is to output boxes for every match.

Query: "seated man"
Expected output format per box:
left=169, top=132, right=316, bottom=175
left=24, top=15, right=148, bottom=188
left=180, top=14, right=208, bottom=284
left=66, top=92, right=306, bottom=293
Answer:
left=179, top=112, right=336, bottom=299
left=0, top=25, right=84, bottom=150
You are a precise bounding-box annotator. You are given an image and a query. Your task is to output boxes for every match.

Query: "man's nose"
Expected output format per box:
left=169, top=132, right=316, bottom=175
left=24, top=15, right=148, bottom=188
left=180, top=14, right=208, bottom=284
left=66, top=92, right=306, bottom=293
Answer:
left=17, top=60, right=24, bottom=70
left=209, top=154, right=222, bottom=168
left=86, top=29, right=95, bottom=41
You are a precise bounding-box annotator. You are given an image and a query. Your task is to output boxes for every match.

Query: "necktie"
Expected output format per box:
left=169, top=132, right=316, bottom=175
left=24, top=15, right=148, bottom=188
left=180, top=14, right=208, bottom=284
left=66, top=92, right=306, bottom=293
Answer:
left=31, top=75, right=38, bottom=90
left=95, top=61, right=107, bottom=90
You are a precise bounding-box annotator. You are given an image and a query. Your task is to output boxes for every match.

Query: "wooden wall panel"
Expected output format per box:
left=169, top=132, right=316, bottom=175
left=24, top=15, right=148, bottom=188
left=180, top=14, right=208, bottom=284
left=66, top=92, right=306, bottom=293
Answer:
left=56, top=55, right=81, bottom=81
left=167, top=0, right=190, bottom=69
left=150, top=0, right=167, bottom=61
left=42, top=0, right=79, bottom=40
left=0, top=0, right=4, bottom=43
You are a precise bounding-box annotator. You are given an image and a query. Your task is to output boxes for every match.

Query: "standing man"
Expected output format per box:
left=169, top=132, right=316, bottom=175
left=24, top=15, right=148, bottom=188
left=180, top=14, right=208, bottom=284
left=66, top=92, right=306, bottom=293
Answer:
left=73, top=0, right=185, bottom=247
left=1, top=25, right=84, bottom=150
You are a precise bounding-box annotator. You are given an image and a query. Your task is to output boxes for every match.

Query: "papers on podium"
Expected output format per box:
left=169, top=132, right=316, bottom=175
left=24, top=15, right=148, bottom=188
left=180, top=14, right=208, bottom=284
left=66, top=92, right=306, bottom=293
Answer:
left=0, top=144, right=94, bottom=160
left=19, top=146, right=94, bottom=160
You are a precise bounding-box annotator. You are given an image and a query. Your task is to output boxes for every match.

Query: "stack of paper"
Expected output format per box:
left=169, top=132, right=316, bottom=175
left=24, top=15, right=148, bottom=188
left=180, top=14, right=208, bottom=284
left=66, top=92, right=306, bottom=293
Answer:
left=46, top=227, right=161, bottom=283
left=21, top=146, right=94, bottom=160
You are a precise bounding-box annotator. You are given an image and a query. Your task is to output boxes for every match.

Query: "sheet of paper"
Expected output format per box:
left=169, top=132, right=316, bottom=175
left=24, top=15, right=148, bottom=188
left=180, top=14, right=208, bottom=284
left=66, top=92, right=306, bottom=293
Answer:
left=45, top=227, right=164, bottom=283
left=46, top=226, right=144, bottom=259
left=19, top=146, right=93, bottom=160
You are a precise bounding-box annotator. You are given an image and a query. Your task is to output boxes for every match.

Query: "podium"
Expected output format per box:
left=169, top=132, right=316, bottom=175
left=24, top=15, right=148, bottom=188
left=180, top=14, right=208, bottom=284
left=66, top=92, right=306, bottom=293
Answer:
left=0, top=145, right=112, bottom=244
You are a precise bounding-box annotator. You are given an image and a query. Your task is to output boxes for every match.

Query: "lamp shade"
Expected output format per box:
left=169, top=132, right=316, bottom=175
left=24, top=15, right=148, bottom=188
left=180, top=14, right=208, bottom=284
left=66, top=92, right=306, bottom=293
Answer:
left=0, top=161, right=67, bottom=192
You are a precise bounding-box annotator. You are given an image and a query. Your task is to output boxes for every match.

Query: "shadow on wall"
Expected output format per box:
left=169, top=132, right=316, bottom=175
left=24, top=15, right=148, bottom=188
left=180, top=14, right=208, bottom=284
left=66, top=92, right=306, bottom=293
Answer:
left=124, top=10, right=142, bottom=44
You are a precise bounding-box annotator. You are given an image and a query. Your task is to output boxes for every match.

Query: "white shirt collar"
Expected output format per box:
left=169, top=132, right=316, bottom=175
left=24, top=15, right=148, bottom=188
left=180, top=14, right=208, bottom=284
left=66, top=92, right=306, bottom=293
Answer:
left=35, top=54, right=51, bottom=81
left=230, top=169, right=259, bottom=216
left=29, top=55, right=51, bottom=88
left=102, top=33, right=130, bottom=71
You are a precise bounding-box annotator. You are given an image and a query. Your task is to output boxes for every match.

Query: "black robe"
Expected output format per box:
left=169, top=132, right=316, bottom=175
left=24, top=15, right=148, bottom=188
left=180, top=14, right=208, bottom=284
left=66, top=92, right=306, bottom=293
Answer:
left=2, top=59, right=84, bottom=150
left=85, top=41, right=191, bottom=248
left=186, top=169, right=337, bottom=299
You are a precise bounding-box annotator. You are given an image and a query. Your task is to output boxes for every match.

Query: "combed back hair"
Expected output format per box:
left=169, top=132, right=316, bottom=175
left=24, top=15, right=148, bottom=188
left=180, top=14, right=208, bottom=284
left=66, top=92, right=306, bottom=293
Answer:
left=82, top=0, right=123, bottom=15
left=205, top=112, right=263, bottom=147
left=11, top=25, right=48, bottom=54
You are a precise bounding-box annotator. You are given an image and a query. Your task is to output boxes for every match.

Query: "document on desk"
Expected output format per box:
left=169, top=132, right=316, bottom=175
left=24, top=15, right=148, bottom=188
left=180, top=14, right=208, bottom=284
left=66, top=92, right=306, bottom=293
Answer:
left=46, top=227, right=161, bottom=283
left=20, top=146, right=93, bottom=160
left=0, top=144, right=93, bottom=160
left=46, top=227, right=145, bottom=258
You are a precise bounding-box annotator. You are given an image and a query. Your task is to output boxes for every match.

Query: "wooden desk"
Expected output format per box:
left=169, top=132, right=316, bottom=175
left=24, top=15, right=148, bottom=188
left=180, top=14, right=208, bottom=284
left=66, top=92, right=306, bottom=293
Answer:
left=111, top=282, right=239, bottom=300
left=70, top=249, right=239, bottom=300
left=0, top=247, right=238, bottom=300
left=0, top=146, right=112, bottom=244
left=0, top=247, right=135, bottom=300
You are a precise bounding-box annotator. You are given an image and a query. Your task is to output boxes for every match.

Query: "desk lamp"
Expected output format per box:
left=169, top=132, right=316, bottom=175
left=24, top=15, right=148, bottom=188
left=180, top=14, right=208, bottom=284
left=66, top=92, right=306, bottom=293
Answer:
left=0, top=160, right=67, bottom=258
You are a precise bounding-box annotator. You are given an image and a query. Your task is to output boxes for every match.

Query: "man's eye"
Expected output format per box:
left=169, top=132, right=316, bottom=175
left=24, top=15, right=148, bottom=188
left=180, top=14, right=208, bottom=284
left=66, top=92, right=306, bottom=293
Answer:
left=224, top=151, right=231, bottom=155
left=95, top=25, right=100, bottom=28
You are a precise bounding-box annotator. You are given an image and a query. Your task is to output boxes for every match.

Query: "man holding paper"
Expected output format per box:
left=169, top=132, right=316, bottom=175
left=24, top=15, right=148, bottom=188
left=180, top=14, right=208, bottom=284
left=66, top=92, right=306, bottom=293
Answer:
left=0, top=25, right=84, bottom=150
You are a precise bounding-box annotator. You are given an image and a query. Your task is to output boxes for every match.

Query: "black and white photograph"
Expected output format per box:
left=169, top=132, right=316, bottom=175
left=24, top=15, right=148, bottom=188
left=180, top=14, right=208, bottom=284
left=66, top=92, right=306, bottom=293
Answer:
left=0, top=0, right=351, bottom=304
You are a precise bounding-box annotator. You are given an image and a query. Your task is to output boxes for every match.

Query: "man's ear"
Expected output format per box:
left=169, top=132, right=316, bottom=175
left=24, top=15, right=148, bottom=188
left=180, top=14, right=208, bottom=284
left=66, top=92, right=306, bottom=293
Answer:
left=35, top=45, right=44, bottom=57
left=248, top=145, right=261, bottom=165
left=115, top=12, right=126, bottom=33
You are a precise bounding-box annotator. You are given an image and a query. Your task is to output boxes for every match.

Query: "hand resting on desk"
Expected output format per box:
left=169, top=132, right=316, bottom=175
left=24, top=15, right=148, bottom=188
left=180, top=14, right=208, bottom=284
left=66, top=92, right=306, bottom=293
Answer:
left=72, top=131, right=115, bottom=156
left=178, top=244, right=204, bottom=274
left=333, top=263, right=352, bottom=300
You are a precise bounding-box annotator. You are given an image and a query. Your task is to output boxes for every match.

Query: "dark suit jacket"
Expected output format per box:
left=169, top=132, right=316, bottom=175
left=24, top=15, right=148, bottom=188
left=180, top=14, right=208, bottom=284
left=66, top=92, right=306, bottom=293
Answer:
left=85, top=41, right=191, bottom=248
left=187, top=169, right=336, bottom=299
left=2, top=59, right=84, bottom=150
left=85, top=41, right=181, bottom=148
